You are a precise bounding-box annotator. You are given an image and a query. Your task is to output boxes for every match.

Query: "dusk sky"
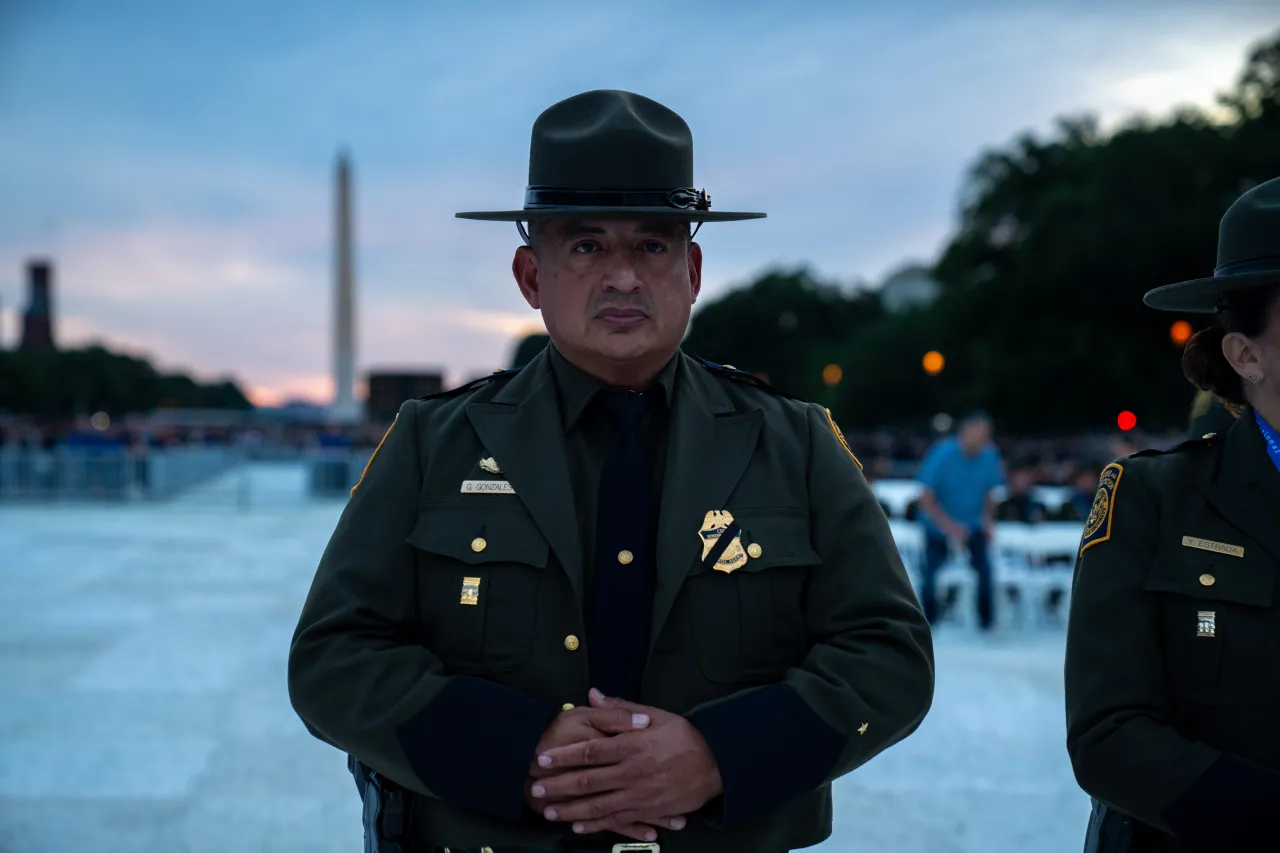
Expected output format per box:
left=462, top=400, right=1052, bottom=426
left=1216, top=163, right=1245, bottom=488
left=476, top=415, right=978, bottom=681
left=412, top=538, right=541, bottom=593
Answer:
left=1, top=1, right=1276, bottom=406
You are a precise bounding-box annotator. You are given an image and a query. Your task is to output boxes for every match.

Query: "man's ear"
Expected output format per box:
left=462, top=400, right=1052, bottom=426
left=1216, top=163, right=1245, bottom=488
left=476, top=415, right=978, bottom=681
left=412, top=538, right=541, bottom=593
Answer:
left=513, top=245, right=541, bottom=309
left=688, top=241, right=703, bottom=303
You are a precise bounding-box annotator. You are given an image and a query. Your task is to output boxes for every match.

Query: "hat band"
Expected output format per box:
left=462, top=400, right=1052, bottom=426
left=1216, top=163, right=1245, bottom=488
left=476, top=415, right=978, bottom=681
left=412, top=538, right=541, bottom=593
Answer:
left=523, top=186, right=711, bottom=212
left=1215, top=254, right=1280, bottom=277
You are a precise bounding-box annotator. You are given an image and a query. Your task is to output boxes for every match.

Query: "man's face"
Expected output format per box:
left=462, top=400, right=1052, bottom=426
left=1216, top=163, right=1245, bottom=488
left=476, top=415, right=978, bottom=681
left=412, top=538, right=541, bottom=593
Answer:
left=513, top=219, right=702, bottom=371
left=958, top=419, right=991, bottom=454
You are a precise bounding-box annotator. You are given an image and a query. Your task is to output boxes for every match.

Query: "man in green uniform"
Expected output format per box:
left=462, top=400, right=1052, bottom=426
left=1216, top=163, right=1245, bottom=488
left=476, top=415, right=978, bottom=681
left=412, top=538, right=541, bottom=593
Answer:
left=288, top=89, right=935, bottom=853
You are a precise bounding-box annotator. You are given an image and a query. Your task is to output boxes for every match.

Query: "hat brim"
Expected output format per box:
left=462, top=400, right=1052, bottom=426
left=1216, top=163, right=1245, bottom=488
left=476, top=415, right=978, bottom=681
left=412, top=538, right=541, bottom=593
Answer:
left=1143, top=271, right=1280, bottom=313
left=456, top=207, right=766, bottom=222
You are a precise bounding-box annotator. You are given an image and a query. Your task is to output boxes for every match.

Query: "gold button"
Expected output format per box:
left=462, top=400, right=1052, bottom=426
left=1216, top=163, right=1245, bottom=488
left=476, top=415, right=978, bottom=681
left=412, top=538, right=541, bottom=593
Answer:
left=1203, top=433, right=1217, bottom=439
left=564, top=634, right=580, bottom=651
left=471, top=537, right=487, bottom=553
left=618, top=549, right=634, bottom=565
left=561, top=703, right=575, bottom=711
left=747, top=543, right=763, bottom=559
left=1200, top=573, right=1216, bottom=587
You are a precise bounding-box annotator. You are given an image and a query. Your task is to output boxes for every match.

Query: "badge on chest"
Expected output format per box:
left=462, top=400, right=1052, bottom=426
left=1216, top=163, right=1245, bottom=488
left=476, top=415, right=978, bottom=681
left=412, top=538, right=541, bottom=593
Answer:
left=699, top=510, right=747, bottom=573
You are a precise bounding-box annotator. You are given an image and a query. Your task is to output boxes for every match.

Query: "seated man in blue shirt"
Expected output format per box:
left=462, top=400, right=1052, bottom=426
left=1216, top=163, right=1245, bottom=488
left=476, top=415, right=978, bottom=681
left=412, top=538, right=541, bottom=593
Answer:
left=915, top=412, right=1005, bottom=631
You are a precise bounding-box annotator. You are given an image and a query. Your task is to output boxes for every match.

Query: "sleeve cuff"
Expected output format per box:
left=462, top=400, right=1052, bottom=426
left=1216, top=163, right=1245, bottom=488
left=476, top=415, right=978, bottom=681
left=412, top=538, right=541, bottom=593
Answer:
left=686, top=684, right=845, bottom=826
left=1162, top=755, right=1280, bottom=851
left=396, top=676, right=559, bottom=822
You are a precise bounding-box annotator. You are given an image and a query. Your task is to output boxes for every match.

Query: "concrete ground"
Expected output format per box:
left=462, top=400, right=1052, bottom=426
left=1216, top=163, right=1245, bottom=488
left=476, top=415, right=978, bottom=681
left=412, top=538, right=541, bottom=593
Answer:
left=0, top=464, right=1089, bottom=852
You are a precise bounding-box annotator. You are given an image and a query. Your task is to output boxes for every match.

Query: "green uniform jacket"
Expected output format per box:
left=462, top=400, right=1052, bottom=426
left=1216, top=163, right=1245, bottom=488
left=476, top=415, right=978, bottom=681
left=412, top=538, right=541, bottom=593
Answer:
left=288, top=349, right=935, bottom=852
left=1065, top=412, right=1280, bottom=852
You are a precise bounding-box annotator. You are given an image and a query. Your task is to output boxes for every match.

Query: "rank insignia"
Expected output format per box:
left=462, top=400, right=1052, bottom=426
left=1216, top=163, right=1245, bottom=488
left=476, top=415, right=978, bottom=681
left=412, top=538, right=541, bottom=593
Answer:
left=1196, top=610, right=1216, bottom=638
left=460, top=576, right=481, bottom=606
left=1079, top=463, right=1123, bottom=554
left=479, top=456, right=501, bottom=475
left=699, top=510, right=747, bottom=573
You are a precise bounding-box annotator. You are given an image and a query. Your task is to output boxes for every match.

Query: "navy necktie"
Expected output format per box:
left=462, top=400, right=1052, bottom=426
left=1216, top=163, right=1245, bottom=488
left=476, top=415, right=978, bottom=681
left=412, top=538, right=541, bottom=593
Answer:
left=589, top=391, right=657, bottom=702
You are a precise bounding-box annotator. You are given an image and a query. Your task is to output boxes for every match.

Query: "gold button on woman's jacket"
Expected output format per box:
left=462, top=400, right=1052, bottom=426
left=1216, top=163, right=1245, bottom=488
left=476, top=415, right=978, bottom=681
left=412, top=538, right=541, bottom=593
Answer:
left=617, top=550, right=633, bottom=565
left=1199, top=573, right=1216, bottom=587
left=747, top=543, right=763, bottom=559
left=562, top=703, right=575, bottom=711
left=471, top=537, right=487, bottom=553
left=564, top=635, right=580, bottom=651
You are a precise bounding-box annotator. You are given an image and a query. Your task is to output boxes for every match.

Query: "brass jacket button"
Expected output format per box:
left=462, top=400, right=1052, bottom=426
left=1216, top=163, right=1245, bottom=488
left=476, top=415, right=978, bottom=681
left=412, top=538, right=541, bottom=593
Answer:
left=564, top=635, right=580, bottom=651
left=1199, top=573, right=1216, bottom=587
left=471, top=537, right=487, bottom=553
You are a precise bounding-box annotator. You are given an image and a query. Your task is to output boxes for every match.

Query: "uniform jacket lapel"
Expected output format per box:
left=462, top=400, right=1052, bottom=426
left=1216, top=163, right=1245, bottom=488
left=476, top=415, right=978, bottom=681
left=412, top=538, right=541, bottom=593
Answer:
left=465, top=351, right=587, bottom=606
left=650, top=354, right=763, bottom=648
left=1196, top=413, right=1280, bottom=564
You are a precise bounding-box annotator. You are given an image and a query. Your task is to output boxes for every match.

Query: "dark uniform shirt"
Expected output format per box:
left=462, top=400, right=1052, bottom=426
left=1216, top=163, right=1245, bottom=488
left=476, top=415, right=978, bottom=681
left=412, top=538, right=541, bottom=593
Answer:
left=1065, top=412, right=1280, bottom=852
left=548, top=344, right=677, bottom=618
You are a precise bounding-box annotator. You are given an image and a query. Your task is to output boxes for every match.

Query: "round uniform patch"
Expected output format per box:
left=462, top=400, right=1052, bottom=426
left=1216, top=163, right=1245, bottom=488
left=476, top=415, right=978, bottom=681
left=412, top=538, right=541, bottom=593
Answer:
left=1084, top=486, right=1109, bottom=539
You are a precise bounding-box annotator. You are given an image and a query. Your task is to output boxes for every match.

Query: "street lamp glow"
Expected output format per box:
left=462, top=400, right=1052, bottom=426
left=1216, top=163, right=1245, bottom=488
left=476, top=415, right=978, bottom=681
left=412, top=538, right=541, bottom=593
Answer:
left=822, top=364, right=843, bottom=386
left=1170, top=321, right=1193, bottom=346
left=922, top=351, right=945, bottom=375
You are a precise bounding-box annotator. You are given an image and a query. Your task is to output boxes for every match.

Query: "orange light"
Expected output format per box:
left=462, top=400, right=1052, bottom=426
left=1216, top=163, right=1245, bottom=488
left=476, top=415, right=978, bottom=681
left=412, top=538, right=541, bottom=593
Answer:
left=922, top=351, right=945, bottom=375
left=822, top=364, right=843, bottom=386
left=1170, top=321, right=1193, bottom=346
left=1117, top=411, right=1138, bottom=431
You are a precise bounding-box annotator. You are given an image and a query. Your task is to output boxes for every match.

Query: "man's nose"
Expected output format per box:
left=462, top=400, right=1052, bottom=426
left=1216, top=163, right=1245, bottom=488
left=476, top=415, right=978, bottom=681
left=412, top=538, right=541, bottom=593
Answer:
left=601, top=253, right=642, bottom=292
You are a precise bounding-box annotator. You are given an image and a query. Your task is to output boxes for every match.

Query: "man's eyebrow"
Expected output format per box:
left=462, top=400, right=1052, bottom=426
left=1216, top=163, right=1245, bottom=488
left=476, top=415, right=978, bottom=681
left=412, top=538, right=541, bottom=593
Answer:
left=556, top=222, right=604, bottom=241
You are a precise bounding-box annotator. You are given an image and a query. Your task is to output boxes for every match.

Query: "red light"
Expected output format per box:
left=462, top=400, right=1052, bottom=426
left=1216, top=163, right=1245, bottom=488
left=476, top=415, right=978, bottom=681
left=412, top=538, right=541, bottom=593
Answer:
left=1117, top=411, right=1137, bottom=431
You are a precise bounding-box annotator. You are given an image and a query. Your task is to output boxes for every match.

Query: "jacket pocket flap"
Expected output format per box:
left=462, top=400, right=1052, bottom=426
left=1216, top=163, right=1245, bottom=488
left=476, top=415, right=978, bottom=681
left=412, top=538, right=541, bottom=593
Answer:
left=407, top=505, right=550, bottom=568
left=1144, top=550, right=1274, bottom=607
left=692, top=510, right=822, bottom=574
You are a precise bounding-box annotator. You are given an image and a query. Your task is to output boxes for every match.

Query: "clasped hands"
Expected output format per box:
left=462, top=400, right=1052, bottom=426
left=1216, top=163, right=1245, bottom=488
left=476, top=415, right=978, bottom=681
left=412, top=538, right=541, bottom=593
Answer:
left=525, top=688, right=723, bottom=842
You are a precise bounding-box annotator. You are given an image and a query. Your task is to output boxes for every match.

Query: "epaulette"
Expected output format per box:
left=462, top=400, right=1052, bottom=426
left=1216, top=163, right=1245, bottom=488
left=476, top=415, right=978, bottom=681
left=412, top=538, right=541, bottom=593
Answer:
left=689, top=354, right=799, bottom=400
left=415, top=366, right=524, bottom=401
left=1129, top=431, right=1224, bottom=459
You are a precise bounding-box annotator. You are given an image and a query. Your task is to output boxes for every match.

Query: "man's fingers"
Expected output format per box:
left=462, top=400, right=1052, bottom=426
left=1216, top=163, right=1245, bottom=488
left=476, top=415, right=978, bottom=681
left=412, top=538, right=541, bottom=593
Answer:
left=529, top=765, right=627, bottom=801
left=585, top=821, right=659, bottom=842
left=537, top=730, right=642, bottom=770
left=541, top=791, right=629, bottom=824
left=568, top=814, right=687, bottom=839
left=588, top=688, right=645, bottom=714
left=583, top=705, right=649, bottom=735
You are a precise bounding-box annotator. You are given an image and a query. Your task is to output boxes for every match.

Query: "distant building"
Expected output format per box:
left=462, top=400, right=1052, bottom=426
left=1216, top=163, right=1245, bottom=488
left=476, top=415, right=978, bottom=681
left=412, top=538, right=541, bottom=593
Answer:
left=878, top=264, right=940, bottom=314
left=20, top=259, right=56, bottom=351
left=366, top=371, right=444, bottom=423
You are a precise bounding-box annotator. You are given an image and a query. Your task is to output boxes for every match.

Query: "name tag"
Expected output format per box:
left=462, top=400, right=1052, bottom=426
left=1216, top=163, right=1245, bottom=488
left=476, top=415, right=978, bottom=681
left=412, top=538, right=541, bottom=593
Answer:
left=1182, top=536, right=1244, bottom=558
left=461, top=479, right=516, bottom=495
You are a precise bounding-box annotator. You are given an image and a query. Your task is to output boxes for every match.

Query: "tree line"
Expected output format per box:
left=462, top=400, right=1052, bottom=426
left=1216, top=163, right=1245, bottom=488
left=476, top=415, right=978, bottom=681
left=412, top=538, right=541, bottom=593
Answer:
left=0, top=346, right=251, bottom=418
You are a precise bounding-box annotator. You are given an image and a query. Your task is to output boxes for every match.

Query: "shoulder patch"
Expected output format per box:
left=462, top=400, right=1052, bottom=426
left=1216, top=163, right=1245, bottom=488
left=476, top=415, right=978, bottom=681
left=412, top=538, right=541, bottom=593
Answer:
left=689, top=354, right=799, bottom=399
left=415, top=366, right=523, bottom=402
left=823, top=408, right=863, bottom=469
left=1079, top=462, right=1124, bottom=554
left=350, top=414, right=397, bottom=497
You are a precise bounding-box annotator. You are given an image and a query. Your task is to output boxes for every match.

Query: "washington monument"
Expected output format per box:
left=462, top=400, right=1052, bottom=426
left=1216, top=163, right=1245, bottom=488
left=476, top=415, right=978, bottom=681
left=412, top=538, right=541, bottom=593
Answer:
left=330, top=150, right=360, bottom=423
